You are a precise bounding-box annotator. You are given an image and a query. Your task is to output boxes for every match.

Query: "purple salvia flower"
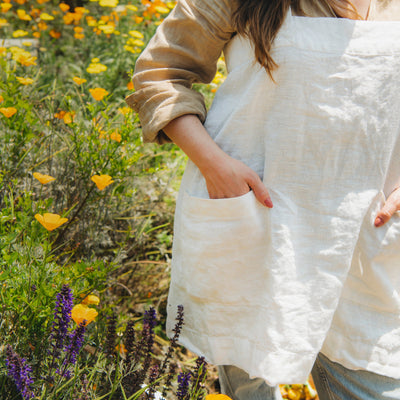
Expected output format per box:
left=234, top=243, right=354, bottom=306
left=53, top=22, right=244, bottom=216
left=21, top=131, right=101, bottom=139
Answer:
left=147, top=364, right=159, bottom=400
left=65, top=322, right=86, bottom=366
left=132, top=307, right=157, bottom=388
left=124, top=320, right=136, bottom=367
left=176, top=371, right=191, bottom=400
left=105, top=313, right=117, bottom=357
left=143, top=307, right=157, bottom=331
left=143, top=307, right=156, bottom=357
left=190, top=357, right=207, bottom=400
left=50, top=284, right=73, bottom=356
left=5, top=345, right=35, bottom=400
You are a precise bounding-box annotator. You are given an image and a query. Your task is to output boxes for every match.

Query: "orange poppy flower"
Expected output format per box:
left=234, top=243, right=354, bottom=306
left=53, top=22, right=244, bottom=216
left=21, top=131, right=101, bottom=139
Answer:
left=205, top=395, right=233, bottom=400
left=71, top=304, right=98, bottom=326
left=110, top=131, right=121, bottom=142
left=49, top=29, right=61, bottom=39
left=89, top=87, right=109, bottom=101
left=0, top=107, right=17, bottom=118
left=59, top=3, right=70, bottom=12
left=72, top=76, right=86, bottom=85
left=81, top=294, right=100, bottom=305
left=34, top=213, right=68, bottom=231
left=91, top=174, right=114, bottom=190
left=16, top=76, right=34, bottom=85
left=33, top=172, right=55, bottom=184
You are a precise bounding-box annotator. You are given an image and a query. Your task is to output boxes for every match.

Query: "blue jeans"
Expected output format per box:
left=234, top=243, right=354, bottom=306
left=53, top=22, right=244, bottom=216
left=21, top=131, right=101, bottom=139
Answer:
left=218, top=353, right=400, bottom=400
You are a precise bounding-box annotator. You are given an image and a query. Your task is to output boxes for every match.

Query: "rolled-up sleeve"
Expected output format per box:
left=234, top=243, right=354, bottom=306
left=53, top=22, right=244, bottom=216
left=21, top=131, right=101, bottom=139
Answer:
left=125, top=0, right=236, bottom=144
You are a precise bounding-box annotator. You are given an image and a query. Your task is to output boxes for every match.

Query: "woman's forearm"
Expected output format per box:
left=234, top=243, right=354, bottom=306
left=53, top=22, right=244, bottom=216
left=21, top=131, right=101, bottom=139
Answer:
left=163, top=115, right=273, bottom=207
left=163, top=115, right=226, bottom=175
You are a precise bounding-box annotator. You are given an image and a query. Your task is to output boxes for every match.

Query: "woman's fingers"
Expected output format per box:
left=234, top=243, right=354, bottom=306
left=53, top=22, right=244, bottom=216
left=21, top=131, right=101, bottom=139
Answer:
left=374, top=187, right=400, bottom=227
left=247, top=173, right=273, bottom=208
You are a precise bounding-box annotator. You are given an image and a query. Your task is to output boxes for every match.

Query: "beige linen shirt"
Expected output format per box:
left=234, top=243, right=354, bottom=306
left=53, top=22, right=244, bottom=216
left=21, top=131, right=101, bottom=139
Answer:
left=126, top=0, right=398, bottom=144
left=126, top=0, right=339, bottom=144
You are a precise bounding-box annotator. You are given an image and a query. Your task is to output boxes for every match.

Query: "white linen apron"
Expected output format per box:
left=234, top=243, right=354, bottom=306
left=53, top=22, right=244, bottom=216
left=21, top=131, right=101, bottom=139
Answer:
left=166, top=9, right=400, bottom=385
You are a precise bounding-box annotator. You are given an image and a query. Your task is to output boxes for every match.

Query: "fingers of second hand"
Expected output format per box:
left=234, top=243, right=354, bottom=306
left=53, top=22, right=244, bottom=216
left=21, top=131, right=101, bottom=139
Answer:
left=374, top=196, right=400, bottom=227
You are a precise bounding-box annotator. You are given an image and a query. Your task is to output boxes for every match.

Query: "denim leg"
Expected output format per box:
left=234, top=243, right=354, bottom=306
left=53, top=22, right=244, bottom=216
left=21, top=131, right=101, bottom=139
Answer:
left=311, top=353, right=400, bottom=400
left=217, top=365, right=283, bottom=400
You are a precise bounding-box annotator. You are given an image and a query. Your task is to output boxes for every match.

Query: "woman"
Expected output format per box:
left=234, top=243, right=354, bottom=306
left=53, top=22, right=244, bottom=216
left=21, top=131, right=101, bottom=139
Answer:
left=127, top=0, right=400, bottom=398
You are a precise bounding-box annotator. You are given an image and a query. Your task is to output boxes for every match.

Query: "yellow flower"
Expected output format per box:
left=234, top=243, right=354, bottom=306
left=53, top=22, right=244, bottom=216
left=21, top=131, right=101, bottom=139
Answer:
left=91, top=57, right=100, bottom=63
left=16, top=53, right=37, bottom=66
left=98, top=24, right=115, bottom=34
left=59, top=2, right=70, bottom=12
left=71, top=304, right=98, bottom=326
left=86, top=16, right=97, bottom=26
left=0, top=3, right=12, bottom=12
left=0, top=17, right=8, bottom=27
left=33, top=172, right=55, bottom=184
left=154, top=5, right=169, bottom=13
left=110, top=131, right=121, bottom=142
left=118, top=106, right=131, bottom=116
left=99, top=0, right=118, bottom=7
left=91, top=174, right=114, bottom=190
left=127, top=38, right=144, bottom=47
left=12, top=29, right=28, bottom=38
left=34, top=213, right=68, bottom=231
left=16, top=76, right=34, bottom=85
left=0, top=95, right=3, bottom=103
left=40, top=12, right=54, bottom=20
left=128, top=30, right=143, bottom=38
left=123, top=45, right=140, bottom=54
left=73, top=76, right=86, bottom=85
left=126, top=5, right=138, bottom=11
left=205, top=396, right=232, bottom=400
left=81, top=294, right=100, bottom=305
left=86, top=62, right=107, bottom=74
left=17, top=9, right=31, bottom=20
left=89, top=87, right=109, bottom=101
left=63, top=111, right=75, bottom=124
left=22, top=41, right=32, bottom=46
left=0, top=107, right=17, bottom=118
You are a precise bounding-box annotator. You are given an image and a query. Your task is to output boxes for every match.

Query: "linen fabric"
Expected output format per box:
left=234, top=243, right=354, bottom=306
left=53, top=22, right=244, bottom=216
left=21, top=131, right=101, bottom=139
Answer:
left=127, top=0, right=391, bottom=144
left=126, top=0, right=339, bottom=144
left=163, top=9, right=400, bottom=385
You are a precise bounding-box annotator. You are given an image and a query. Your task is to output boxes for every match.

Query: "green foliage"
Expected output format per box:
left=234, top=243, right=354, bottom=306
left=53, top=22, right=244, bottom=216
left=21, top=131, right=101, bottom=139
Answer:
left=0, top=0, right=221, bottom=398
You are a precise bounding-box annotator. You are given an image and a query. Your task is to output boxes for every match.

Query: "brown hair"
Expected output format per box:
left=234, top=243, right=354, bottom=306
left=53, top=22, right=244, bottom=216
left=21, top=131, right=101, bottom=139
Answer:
left=232, top=0, right=365, bottom=80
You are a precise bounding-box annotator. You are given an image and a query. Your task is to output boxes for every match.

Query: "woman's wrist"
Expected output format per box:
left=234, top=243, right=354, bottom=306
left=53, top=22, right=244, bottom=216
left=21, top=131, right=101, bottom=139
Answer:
left=163, top=114, right=228, bottom=173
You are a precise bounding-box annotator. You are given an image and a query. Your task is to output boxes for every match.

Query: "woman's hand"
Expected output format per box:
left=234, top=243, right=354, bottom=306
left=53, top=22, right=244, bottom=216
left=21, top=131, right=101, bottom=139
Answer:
left=163, top=115, right=273, bottom=208
left=374, top=187, right=400, bottom=227
left=200, top=152, right=273, bottom=207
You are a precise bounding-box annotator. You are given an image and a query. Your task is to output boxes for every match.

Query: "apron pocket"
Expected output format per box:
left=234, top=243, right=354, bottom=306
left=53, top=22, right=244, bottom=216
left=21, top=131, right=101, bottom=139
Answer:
left=173, top=190, right=271, bottom=304
left=344, top=191, right=400, bottom=310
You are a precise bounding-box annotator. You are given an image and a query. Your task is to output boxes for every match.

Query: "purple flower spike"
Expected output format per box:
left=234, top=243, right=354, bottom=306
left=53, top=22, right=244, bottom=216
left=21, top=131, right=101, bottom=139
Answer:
left=143, top=307, right=157, bottom=331
left=5, top=345, right=35, bottom=400
left=63, top=322, right=86, bottom=369
left=50, top=284, right=73, bottom=357
left=176, top=371, right=191, bottom=400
